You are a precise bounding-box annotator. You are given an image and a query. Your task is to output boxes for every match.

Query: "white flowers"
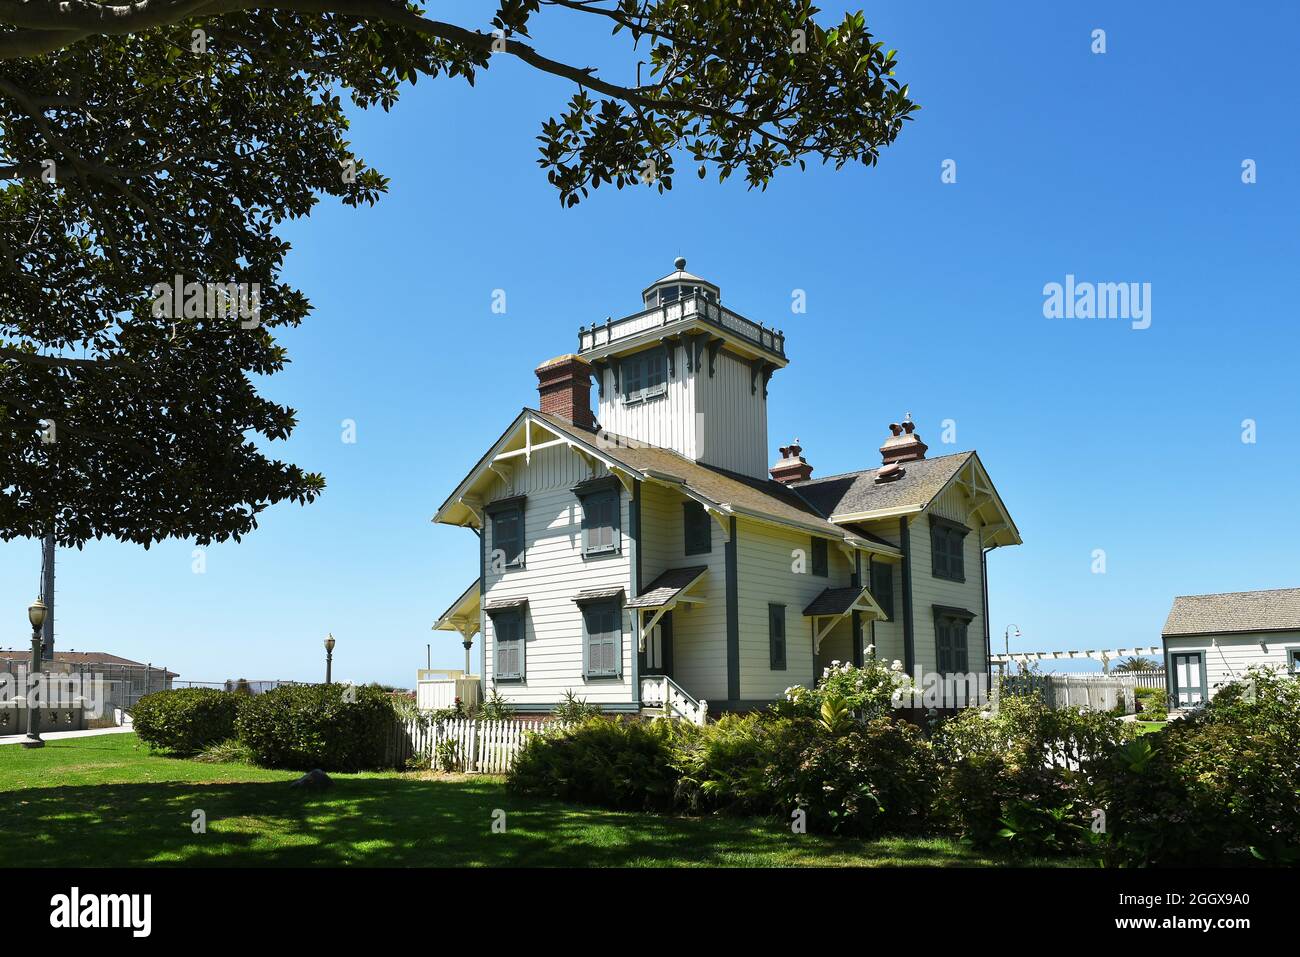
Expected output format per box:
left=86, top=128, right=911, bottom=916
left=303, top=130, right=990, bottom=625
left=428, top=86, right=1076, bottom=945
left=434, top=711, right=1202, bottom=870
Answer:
left=890, top=660, right=904, bottom=673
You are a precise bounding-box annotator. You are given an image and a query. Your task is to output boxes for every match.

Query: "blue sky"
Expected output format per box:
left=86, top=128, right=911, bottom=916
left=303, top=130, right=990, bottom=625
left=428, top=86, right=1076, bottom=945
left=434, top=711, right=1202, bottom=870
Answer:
left=3, top=1, right=1297, bottom=685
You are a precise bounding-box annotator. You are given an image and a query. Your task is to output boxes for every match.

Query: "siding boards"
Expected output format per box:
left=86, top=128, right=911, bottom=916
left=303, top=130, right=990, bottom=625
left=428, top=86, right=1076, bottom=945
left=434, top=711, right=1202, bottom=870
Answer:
left=638, top=481, right=729, bottom=702
left=908, top=511, right=986, bottom=677
left=595, top=347, right=769, bottom=479
left=481, top=445, right=634, bottom=708
left=735, top=520, right=854, bottom=700
left=696, top=351, right=768, bottom=478
left=1164, top=632, right=1300, bottom=696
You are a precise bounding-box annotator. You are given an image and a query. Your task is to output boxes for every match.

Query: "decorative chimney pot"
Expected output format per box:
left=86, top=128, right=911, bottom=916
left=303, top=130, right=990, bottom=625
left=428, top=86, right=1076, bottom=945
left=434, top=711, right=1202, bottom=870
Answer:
left=770, top=440, right=813, bottom=484
left=879, top=414, right=928, bottom=465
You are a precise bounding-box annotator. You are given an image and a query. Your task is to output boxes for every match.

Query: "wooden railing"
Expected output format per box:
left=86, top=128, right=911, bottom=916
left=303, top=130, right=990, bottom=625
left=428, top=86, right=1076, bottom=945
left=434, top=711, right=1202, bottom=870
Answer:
left=639, top=675, right=708, bottom=725
left=578, top=293, right=785, bottom=358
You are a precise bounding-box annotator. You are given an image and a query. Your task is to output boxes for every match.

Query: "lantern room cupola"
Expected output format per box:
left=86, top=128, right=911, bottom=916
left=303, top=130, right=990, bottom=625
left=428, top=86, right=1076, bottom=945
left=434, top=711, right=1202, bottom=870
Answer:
left=576, top=259, right=787, bottom=479
left=641, top=256, right=721, bottom=309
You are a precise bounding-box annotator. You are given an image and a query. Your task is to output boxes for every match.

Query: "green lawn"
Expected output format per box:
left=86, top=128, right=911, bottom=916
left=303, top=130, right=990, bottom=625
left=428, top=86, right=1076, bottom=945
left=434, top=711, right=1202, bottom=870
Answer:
left=0, top=733, right=1082, bottom=867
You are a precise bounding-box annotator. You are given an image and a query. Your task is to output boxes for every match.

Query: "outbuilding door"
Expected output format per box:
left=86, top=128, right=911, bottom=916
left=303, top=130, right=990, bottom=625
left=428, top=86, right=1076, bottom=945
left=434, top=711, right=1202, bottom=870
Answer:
left=1172, top=652, right=1205, bottom=706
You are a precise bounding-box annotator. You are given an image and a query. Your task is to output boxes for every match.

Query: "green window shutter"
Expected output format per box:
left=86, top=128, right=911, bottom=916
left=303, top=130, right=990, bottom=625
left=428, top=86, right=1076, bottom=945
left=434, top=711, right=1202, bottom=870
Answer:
left=581, top=490, right=620, bottom=555
left=584, top=602, right=622, bottom=678
left=492, top=508, right=525, bottom=568
left=768, top=603, right=787, bottom=670
left=494, top=612, right=524, bottom=680
left=953, top=620, right=969, bottom=672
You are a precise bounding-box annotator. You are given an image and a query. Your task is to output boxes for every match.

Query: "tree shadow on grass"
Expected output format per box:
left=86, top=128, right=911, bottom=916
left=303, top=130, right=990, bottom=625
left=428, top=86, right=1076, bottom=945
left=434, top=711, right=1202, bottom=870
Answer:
left=0, top=776, right=1022, bottom=868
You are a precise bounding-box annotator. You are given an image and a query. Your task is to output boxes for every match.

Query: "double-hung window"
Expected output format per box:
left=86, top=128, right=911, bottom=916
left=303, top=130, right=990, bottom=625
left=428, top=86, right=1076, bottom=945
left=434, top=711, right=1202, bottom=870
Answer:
left=574, top=478, right=621, bottom=557
left=491, top=608, right=525, bottom=681
left=930, top=516, right=969, bottom=582
left=810, top=537, right=829, bottom=577
left=582, top=600, right=623, bottom=679
left=870, top=562, right=895, bottom=620
left=933, top=605, right=975, bottom=674
left=486, top=496, right=526, bottom=570
left=769, top=603, right=787, bottom=670
left=683, top=501, right=712, bottom=555
left=620, top=347, right=668, bottom=403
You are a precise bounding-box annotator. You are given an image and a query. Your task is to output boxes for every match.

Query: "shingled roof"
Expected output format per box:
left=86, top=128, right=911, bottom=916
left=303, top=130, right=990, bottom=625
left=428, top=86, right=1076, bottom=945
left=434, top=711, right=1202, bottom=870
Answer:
left=789, top=453, right=973, bottom=518
left=1162, top=588, right=1300, bottom=637
left=627, top=566, right=708, bottom=609
left=535, top=411, right=849, bottom=538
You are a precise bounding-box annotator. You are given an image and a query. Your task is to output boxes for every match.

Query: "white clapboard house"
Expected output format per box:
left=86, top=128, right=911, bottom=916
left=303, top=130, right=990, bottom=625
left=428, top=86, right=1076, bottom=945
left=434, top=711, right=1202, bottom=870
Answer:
left=433, top=260, right=1021, bottom=718
left=1161, top=587, right=1300, bottom=706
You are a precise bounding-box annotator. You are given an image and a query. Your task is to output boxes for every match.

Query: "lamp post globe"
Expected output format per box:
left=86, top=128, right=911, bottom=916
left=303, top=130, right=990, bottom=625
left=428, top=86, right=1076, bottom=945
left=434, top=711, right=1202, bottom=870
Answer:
left=23, top=598, right=48, bottom=749
left=324, top=634, right=336, bottom=685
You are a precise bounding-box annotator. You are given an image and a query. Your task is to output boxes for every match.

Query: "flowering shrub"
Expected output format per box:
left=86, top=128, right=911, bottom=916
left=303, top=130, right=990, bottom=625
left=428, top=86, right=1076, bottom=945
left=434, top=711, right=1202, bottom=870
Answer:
left=1095, top=668, right=1300, bottom=866
left=765, top=716, right=940, bottom=838
left=779, top=650, right=915, bottom=722
left=931, top=694, right=1133, bottom=849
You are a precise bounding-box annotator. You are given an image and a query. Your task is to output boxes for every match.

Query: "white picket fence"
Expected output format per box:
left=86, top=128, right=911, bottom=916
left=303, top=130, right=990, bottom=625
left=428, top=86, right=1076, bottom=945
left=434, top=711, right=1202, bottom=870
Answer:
left=1002, top=670, right=1166, bottom=713
left=387, top=716, right=566, bottom=773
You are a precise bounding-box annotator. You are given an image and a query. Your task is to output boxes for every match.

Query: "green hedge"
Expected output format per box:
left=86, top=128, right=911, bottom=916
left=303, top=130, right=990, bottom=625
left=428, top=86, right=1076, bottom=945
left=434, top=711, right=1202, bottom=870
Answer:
left=131, top=688, right=242, bottom=754
left=509, top=717, right=678, bottom=810
left=235, top=683, right=395, bottom=771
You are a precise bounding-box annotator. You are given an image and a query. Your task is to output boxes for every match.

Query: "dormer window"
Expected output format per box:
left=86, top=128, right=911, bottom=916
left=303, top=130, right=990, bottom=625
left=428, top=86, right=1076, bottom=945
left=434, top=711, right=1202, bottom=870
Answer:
left=621, top=346, right=667, bottom=403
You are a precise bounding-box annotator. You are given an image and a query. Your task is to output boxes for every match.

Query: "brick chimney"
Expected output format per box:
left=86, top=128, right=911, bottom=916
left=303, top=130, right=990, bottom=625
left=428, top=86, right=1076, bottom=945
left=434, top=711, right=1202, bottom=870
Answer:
left=770, top=440, right=813, bottom=484
left=879, top=414, right=927, bottom=465
left=536, top=354, right=596, bottom=430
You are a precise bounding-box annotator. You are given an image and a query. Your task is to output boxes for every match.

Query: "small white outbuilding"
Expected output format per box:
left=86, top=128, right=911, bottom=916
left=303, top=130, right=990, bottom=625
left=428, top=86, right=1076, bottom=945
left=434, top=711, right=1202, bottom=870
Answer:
left=1161, top=587, right=1300, bottom=706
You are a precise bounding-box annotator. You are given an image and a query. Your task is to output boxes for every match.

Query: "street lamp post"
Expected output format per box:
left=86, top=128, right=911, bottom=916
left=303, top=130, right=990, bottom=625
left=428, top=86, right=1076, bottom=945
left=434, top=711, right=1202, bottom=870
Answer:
left=1004, top=623, right=1021, bottom=662
left=324, top=633, right=336, bottom=685
left=23, top=598, right=47, bottom=749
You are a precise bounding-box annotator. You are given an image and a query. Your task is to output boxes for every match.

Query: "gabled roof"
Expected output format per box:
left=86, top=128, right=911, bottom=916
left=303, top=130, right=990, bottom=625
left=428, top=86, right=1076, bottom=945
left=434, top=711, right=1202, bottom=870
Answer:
left=533, top=412, right=853, bottom=540
left=790, top=451, right=1021, bottom=547
left=791, top=453, right=972, bottom=518
left=1162, top=588, right=1300, bottom=637
left=803, top=586, right=871, bottom=617
left=627, top=566, right=709, bottom=609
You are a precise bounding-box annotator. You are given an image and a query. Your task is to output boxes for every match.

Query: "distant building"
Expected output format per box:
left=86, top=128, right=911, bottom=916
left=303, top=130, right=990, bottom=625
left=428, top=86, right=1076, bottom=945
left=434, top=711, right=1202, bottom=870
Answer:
left=0, top=651, right=177, bottom=706
left=1162, top=587, right=1300, bottom=705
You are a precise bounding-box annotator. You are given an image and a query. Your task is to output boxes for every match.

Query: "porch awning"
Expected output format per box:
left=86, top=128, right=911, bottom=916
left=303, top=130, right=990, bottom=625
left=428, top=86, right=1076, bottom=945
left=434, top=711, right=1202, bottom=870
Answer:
left=627, top=566, right=709, bottom=652
left=626, top=566, right=709, bottom=609
left=803, top=585, right=887, bottom=654
left=434, top=580, right=481, bottom=640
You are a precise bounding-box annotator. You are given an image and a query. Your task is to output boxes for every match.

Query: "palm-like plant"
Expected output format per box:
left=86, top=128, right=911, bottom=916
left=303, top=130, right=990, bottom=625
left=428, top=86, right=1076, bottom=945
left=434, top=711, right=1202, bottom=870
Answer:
left=1113, top=656, right=1158, bottom=673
